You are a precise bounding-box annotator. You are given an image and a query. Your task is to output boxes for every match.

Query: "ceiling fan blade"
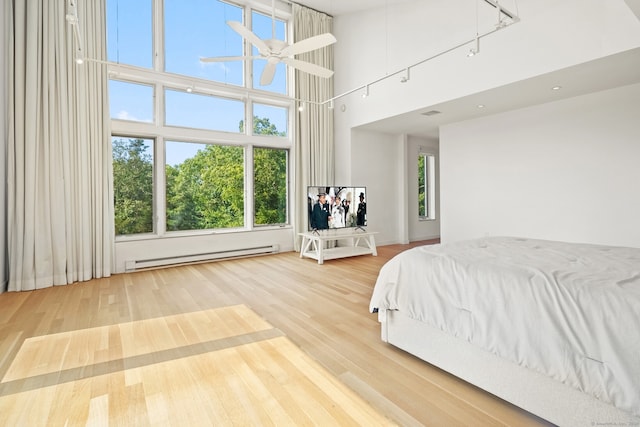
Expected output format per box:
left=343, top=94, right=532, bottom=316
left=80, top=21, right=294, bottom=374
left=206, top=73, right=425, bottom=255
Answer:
left=227, top=21, right=269, bottom=55
left=281, top=58, right=334, bottom=78
left=199, top=55, right=258, bottom=63
left=280, top=33, right=337, bottom=57
left=260, top=61, right=278, bottom=86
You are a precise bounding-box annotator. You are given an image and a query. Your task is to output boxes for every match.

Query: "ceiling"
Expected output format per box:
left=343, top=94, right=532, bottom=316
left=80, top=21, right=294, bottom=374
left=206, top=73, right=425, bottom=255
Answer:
left=356, top=47, right=640, bottom=139
left=292, top=0, right=640, bottom=139
left=292, top=0, right=415, bottom=16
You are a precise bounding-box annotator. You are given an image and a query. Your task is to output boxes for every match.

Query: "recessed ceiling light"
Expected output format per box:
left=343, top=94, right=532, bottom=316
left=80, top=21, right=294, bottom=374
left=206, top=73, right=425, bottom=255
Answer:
left=552, top=86, right=562, bottom=91
left=477, top=104, right=485, bottom=108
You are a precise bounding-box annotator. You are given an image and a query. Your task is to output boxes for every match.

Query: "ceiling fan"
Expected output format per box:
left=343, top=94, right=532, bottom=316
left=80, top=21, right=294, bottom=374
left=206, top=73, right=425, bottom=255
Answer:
left=200, top=0, right=336, bottom=86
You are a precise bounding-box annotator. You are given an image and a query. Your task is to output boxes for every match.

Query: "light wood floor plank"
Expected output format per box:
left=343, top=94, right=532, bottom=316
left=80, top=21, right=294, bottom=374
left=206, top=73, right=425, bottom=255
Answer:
left=0, top=240, right=552, bottom=426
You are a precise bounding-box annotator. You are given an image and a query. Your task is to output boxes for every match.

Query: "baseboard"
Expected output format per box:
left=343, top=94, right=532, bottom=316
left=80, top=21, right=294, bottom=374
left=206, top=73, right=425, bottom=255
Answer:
left=410, top=235, right=440, bottom=242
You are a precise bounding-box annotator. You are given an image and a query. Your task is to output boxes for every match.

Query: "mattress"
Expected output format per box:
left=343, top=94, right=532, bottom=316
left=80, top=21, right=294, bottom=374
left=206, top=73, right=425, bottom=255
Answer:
left=369, top=236, right=640, bottom=417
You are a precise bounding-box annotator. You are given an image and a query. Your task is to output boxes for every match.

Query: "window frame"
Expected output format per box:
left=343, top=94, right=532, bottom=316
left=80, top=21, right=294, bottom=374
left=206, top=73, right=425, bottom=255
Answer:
left=108, top=0, right=294, bottom=241
left=252, top=145, right=289, bottom=227
left=418, top=152, right=437, bottom=221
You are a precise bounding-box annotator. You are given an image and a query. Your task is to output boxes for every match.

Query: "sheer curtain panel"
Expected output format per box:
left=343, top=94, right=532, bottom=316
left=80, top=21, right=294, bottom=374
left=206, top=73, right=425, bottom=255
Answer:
left=6, top=0, right=113, bottom=291
left=293, top=4, right=335, bottom=250
left=1, top=0, right=8, bottom=293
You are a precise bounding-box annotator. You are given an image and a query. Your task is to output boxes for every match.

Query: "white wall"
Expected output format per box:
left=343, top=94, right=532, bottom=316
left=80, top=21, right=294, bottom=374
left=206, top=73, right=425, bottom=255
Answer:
left=114, top=228, right=294, bottom=273
left=346, top=131, right=441, bottom=245
left=332, top=0, right=640, bottom=247
left=350, top=129, right=404, bottom=245
left=333, top=0, right=640, bottom=132
left=440, top=82, right=640, bottom=248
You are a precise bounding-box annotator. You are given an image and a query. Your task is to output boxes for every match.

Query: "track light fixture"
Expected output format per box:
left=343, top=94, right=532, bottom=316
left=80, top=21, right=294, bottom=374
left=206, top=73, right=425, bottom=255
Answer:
left=400, top=68, right=411, bottom=83
left=298, top=102, right=305, bottom=112
left=362, top=85, right=370, bottom=98
left=66, top=0, right=84, bottom=64
left=328, top=99, right=334, bottom=109
left=467, top=34, right=480, bottom=57
left=495, top=2, right=508, bottom=28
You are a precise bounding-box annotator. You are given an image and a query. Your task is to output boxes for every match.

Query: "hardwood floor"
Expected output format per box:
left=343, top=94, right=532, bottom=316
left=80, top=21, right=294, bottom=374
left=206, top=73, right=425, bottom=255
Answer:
left=0, top=240, right=551, bottom=426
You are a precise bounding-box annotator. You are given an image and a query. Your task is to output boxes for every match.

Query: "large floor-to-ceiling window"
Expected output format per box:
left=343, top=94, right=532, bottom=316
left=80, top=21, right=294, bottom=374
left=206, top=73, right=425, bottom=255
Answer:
left=107, top=0, right=295, bottom=272
left=108, top=0, right=292, bottom=239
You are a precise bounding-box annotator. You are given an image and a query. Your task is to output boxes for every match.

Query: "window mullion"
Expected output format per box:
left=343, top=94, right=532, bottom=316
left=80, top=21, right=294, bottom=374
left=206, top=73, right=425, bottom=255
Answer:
left=154, top=0, right=164, bottom=72
left=246, top=7, right=253, bottom=90
left=246, top=145, right=254, bottom=230
left=155, top=136, right=167, bottom=236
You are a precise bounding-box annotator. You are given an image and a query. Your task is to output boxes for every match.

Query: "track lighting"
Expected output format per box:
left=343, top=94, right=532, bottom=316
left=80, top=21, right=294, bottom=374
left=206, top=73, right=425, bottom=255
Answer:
left=328, top=99, right=334, bottom=109
left=495, top=2, right=508, bottom=29
left=467, top=34, right=480, bottom=57
left=298, top=102, right=305, bottom=112
left=362, top=85, right=369, bottom=98
left=400, top=68, right=410, bottom=83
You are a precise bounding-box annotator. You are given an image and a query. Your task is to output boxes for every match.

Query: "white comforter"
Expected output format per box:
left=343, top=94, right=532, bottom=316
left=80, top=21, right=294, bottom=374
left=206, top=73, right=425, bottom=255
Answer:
left=369, top=237, right=640, bottom=417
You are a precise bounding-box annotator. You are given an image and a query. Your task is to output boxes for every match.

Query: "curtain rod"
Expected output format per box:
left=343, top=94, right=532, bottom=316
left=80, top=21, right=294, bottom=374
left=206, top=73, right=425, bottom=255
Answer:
left=280, top=0, right=334, bottom=18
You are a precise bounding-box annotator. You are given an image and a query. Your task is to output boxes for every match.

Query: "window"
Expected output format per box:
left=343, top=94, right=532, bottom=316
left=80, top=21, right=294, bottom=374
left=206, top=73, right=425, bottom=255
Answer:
left=418, top=153, right=436, bottom=219
left=107, top=0, right=293, bottom=237
left=112, top=137, right=154, bottom=235
left=166, top=142, right=244, bottom=231
left=164, top=0, right=244, bottom=86
left=252, top=104, right=288, bottom=137
left=107, top=0, right=152, bottom=68
left=109, top=80, right=154, bottom=122
left=254, top=148, right=287, bottom=225
left=251, top=10, right=287, bottom=93
left=165, top=89, right=245, bottom=133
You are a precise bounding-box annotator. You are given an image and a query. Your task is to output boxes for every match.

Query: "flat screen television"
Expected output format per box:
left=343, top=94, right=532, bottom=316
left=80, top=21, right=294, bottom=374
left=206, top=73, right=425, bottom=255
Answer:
left=307, top=186, right=367, bottom=231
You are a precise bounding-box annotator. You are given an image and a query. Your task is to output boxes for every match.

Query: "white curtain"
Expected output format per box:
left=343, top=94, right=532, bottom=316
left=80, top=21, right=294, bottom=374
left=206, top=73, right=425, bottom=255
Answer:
left=1, top=1, right=7, bottom=293
left=293, top=4, right=335, bottom=250
left=6, top=0, right=113, bottom=291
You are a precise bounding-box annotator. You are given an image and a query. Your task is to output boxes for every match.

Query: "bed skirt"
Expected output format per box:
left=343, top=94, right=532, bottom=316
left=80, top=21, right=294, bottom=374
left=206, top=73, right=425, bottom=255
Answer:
left=382, top=310, right=640, bottom=427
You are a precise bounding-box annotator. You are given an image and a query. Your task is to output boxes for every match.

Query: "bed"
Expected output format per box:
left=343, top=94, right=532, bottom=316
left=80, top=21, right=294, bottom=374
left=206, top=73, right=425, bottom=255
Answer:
left=369, top=236, right=640, bottom=426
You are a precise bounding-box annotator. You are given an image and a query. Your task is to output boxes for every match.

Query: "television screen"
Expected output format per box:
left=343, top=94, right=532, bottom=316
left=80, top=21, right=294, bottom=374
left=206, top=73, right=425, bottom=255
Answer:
left=307, top=186, right=367, bottom=231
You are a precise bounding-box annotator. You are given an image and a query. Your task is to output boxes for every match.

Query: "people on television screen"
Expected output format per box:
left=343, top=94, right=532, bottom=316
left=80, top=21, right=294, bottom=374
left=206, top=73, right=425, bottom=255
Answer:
left=356, top=192, right=367, bottom=226
left=311, top=193, right=332, bottom=230
left=331, top=196, right=345, bottom=228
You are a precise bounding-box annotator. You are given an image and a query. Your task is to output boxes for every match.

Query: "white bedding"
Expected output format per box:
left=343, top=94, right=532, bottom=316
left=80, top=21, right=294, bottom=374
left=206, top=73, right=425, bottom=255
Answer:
left=369, top=237, right=640, bottom=417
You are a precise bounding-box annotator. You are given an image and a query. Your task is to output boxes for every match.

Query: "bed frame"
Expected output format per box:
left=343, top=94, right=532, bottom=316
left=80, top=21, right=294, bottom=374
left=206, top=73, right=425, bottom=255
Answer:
left=382, top=310, right=640, bottom=427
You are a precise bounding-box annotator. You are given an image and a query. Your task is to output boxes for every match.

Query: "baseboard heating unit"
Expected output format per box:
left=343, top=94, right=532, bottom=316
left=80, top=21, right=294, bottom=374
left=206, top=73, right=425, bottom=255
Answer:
left=125, top=244, right=279, bottom=272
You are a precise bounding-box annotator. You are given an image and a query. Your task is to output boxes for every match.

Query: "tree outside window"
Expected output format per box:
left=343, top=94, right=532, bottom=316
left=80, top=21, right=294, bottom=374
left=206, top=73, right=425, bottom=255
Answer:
left=418, top=153, right=436, bottom=220
left=113, top=138, right=154, bottom=235
left=108, top=0, right=292, bottom=237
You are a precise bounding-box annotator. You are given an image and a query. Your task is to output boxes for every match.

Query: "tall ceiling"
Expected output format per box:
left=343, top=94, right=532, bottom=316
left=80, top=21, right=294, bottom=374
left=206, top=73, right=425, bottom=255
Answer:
left=292, top=0, right=414, bottom=16
left=291, top=0, right=640, bottom=139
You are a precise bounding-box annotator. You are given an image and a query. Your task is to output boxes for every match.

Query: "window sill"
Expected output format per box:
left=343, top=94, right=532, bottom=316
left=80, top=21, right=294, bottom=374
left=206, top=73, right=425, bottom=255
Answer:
left=115, top=224, right=293, bottom=243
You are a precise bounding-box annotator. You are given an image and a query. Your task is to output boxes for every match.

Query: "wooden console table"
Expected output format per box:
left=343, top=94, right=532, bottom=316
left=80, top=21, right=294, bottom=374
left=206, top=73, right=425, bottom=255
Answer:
left=298, top=230, right=378, bottom=264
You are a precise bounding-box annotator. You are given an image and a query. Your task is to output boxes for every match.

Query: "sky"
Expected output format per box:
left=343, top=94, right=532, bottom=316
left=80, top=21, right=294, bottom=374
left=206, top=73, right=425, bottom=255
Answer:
left=107, top=0, right=289, bottom=166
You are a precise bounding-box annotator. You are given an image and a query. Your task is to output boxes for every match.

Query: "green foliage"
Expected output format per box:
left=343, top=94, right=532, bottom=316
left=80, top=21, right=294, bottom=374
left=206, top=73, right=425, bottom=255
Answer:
left=239, top=116, right=286, bottom=136
left=114, top=117, right=289, bottom=235
left=254, top=148, right=287, bottom=225
left=166, top=145, right=244, bottom=231
left=113, top=138, right=154, bottom=235
left=418, top=154, right=426, bottom=217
